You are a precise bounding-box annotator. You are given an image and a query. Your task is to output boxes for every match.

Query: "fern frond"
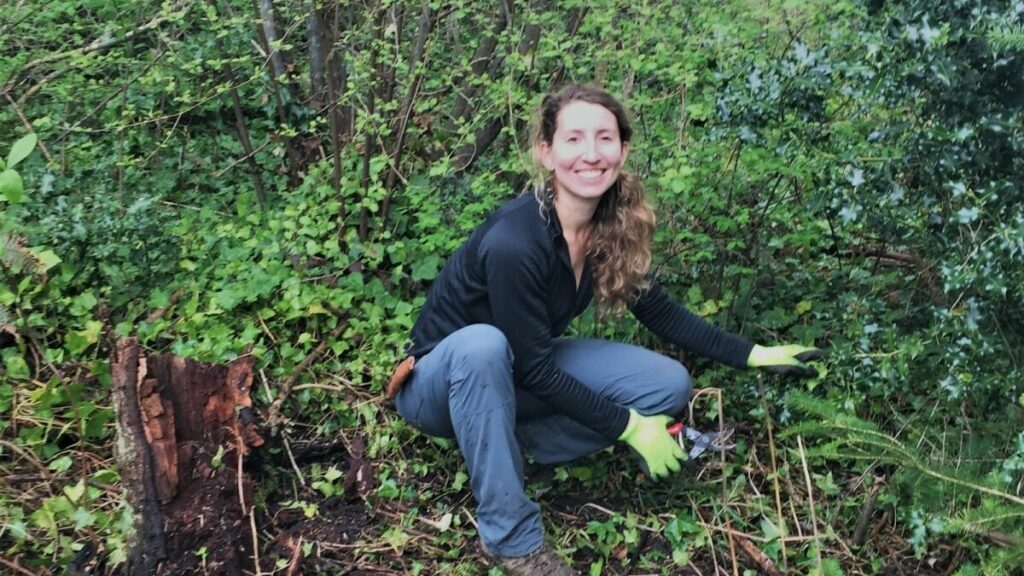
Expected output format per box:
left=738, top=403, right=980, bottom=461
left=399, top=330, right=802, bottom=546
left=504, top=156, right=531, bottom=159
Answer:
left=821, top=557, right=844, bottom=576
left=0, top=304, right=14, bottom=332
left=988, top=23, right=1024, bottom=52
left=783, top=390, right=839, bottom=419
left=948, top=504, right=1024, bottom=532
left=800, top=439, right=846, bottom=460
left=777, top=420, right=833, bottom=439
left=784, top=391, right=880, bottom=432
left=783, top=391, right=1024, bottom=506
left=0, top=232, right=45, bottom=278
left=1, top=232, right=30, bottom=271
left=993, top=545, right=1024, bottom=571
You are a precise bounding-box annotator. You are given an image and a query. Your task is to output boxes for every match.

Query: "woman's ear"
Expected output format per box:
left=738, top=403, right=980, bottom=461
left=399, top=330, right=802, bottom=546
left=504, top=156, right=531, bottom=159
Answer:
left=620, top=141, right=630, bottom=165
left=537, top=142, right=554, bottom=171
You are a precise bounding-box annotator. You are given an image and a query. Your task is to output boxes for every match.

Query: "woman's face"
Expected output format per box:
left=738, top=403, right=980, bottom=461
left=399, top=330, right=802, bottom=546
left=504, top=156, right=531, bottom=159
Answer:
left=539, top=100, right=629, bottom=204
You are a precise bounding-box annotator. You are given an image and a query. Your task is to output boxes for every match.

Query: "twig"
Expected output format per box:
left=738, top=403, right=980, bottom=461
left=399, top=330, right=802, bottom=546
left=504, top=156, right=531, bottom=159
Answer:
left=0, top=555, right=40, bottom=576
left=15, top=3, right=189, bottom=76
left=222, top=63, right=266, bottom=205
left=233, top=424, right=262, bottom=575
left=282, top=432, right=307, bottom=487
left=9, top=5, right=190, bottom=107
left=797, top=436, right=825, bottom=572
left=284, top=536, right=303, bottom=576
left=235, top=430, right=247, bottom=510
left=250, top=512, right=262, bottom=576
left=3, top=93, right=54, bottom=164
left=213, top=138, right=273, bottom=178
left=0, top=440, right=54, bottom=482
left=724, top=516, right=739, bottom=576
left=57, top=49, right=166, bottom=141
left=852, top=478, right=882, bottom=547
left=699, top=522, right=820, bottom=544
left=758, top=374, right=789, bottom=569
left=292, top=383, right=347, bottom=392
left=734, top=534, right=783, bottom=576
left=266, top=315, right=349, bottom=432
left=714, top=389, right=739, bottom=576
left=259, top=369, right=274, bottom=405
left=257, top=312, right=278, bottom=345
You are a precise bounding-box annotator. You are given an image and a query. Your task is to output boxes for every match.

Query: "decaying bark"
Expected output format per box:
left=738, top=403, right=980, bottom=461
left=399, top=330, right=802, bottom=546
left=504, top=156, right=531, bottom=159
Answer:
left=112, top=337, right=264, bottom=574
left=111, top=339, right=166, bottom=575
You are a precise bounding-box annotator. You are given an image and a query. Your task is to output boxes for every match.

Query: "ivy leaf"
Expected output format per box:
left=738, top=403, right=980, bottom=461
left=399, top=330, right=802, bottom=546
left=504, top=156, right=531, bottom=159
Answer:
left=6, top=134, right=37, bottom=168
left=452, top=470, right=468, bottom=492
left=847, top=169, right=865, bottom=187
left=63, top=479, right=86, bottom=503
left=382, top=527, right=411, bottom=550
left=48, top=455, right=74, bottom=473
left=2, top=350, right=30, bottom=379
left=71, top=292, right=98, bottom=316
left=760, top=517, right=783, bottom=541
left=65, top=321, right=103, bottom=355
left=72, top=507, right=97, bottom=530
left=32, top=249, right=61, bottom=272
left=0, top=169, right=24, bottom=203
left=956, top=207, right=979, bottom=224
left=411, top=254, right=441, bottom=282
left=6, top=519, right=27, bottom=540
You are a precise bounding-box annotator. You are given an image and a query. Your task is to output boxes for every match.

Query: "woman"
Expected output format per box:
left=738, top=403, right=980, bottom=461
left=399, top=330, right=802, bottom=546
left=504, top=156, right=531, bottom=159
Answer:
left=392, top=84, right=821, bottom=575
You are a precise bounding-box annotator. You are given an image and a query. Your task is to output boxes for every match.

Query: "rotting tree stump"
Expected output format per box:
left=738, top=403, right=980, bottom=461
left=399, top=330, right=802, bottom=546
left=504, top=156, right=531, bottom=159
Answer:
left=111, top=337, right=264, bottom=575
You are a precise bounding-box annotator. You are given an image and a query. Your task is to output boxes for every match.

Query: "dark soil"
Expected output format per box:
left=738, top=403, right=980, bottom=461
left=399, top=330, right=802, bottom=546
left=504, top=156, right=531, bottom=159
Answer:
left=159, top=469, right=253, bottom=575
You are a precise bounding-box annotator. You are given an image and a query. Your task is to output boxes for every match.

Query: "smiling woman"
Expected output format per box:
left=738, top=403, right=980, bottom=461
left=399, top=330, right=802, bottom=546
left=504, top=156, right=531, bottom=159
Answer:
left=390, top=84, right=822, bottom=575
left=532, top=85, right=652, bottom=315
left=537, top=100, right=628, bottom=203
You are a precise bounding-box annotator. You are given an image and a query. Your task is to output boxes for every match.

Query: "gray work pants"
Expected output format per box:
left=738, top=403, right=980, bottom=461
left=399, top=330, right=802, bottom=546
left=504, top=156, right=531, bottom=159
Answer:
left=394, top=324, right=692, bottom=557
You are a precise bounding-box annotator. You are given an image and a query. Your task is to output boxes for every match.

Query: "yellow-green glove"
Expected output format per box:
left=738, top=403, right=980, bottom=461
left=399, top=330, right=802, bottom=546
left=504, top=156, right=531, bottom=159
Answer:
left=748, top=344, right=824, bottom=378
left=618, top=409, right=685, bottom=479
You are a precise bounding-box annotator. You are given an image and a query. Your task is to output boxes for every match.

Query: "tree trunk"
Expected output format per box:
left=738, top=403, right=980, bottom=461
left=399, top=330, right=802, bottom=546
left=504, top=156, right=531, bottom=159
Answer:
left=359, top=7, right=386, bottom=241
left=225, top=65, right=268, bottom=206
left=258, top=0, right=290, bottom=83
left=452, top=18, right=542, bottom=172
left=308, top=1, right=327, bottom=100
left=245, top=0, right=304, bottom=187
left=381, top=1, right=434, bottom=223
left=112, top=338, right=264, bottom=575
left=451, top=10, right=508, bottom=123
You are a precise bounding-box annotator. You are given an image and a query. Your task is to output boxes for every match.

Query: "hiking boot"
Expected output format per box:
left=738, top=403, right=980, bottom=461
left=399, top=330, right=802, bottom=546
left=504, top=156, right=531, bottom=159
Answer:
left=482, top=542, right=578, bottom=576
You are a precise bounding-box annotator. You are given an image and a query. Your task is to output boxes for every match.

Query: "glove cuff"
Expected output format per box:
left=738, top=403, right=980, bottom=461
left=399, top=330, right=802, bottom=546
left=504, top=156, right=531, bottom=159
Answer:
left=618, top=409, right=639, bottom=441
left=747, top=344, right=769, bottom=367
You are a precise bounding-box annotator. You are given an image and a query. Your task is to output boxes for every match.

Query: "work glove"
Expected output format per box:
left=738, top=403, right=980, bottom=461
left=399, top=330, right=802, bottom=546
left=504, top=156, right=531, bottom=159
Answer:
left=747, top=344, right=824, bottom=378
left=618, top=409, right=685, bottom=479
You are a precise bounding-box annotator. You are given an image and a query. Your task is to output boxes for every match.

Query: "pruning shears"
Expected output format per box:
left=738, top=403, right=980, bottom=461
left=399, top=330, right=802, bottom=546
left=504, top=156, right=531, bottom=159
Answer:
left=666, top=421, right=736, bottom=461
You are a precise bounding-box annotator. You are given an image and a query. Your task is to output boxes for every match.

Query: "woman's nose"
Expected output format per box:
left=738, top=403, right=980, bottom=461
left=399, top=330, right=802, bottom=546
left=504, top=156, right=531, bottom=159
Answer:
left=581, top=139, right=599, bottom=161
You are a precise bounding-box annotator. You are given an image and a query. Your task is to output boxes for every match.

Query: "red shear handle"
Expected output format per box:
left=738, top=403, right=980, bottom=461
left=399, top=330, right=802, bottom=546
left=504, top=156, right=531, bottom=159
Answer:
left=666, top=422, right=684, bottom=436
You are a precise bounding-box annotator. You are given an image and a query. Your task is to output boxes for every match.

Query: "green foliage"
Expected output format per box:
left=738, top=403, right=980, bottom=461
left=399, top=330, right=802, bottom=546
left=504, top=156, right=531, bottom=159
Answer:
left=1, top=0, right=1023, bottom=572
left=785, top=390, right=1024, bottom=562
left=988, top=23, right=1024, bottom=52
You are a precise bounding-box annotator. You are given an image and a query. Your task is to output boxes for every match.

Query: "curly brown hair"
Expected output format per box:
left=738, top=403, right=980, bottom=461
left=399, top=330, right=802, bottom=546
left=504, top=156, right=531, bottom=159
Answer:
left=531, top=84, right=656, bottom=316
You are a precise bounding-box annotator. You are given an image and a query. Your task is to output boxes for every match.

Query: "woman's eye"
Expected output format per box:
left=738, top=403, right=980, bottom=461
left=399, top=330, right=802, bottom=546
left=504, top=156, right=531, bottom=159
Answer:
left=567, top=136, right=579, bottom=143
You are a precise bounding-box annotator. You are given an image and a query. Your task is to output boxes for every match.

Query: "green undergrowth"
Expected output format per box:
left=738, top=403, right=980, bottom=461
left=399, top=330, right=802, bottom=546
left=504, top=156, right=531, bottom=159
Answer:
left=2, top=0, right=1023, bottom=573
